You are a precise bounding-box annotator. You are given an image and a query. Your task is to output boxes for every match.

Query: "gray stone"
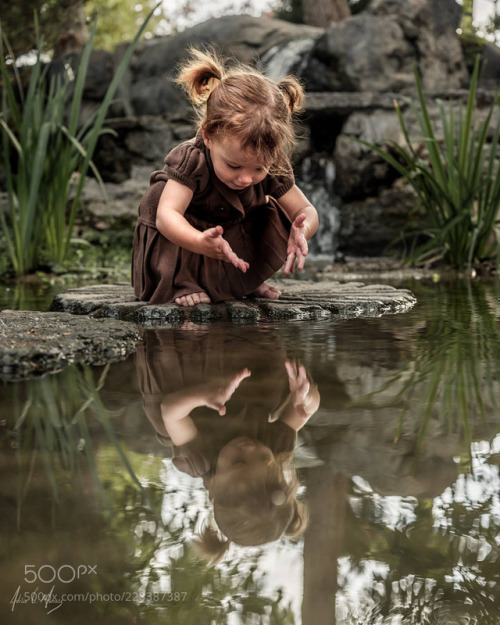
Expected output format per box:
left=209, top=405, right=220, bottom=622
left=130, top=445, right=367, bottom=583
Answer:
left=0, top=310, right=141, bottom=382
left=50, top=281, right=416, bottom=325
left=304, top=91, right=410, bottom=114
left=480, top=42, right=500, bottom=88
left=124, top=15, right=323, bottom=118
left=333, top=110, right=405, bottom=200
left=308, top=0, right=467, bottom=94
left=48, top=49, right=114, bottom=102
left=310, top=14, right=415, bottom=93
left=370, top=0, right=462, bottom=34
left=259, top=34, right=322, bottom=80
left=337, top=183, right=418, bottom=256
left=76, top=164, right=151, bottom=223
left=225, top=301, right=262, bottom=322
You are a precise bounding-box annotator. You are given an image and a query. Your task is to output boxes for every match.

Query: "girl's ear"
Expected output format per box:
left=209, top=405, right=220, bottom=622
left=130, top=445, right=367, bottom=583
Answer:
left=201, top=126, right=212, bottom=148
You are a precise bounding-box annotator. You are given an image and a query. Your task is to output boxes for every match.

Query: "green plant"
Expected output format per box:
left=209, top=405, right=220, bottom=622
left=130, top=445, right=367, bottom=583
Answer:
left=358, top=56, right=500, bottom=269
left=0, top=9, right=153, bottom=276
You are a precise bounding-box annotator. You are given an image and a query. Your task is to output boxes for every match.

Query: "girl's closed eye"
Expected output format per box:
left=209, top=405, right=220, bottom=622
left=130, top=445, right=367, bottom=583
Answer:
left=225, top=162, right=265, bottom=173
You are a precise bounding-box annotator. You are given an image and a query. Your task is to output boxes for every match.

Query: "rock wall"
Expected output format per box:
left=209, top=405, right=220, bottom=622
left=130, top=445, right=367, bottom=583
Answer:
left=72, top=0, right=493, bottom=259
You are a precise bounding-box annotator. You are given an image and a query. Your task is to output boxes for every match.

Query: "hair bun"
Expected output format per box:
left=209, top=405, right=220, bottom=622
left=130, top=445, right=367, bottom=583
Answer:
left=176, top=47, right=225, bottom=105
left=277, top=76, right=305, bottom=114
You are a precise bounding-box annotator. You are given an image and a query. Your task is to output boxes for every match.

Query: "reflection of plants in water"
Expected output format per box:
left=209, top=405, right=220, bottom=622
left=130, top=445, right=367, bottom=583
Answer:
left=341, top=471, right=500, bottom=624
left=343, top=282, right=500, bottom=619
left=371, top=281, right=500, bottom=456
left=95, top=458, right=297, bottom=623
left=134, top=538, right=296, bottom=624
left=8, top=363, right=146, bottom=518
left=105, top=468, right=298, bottom=624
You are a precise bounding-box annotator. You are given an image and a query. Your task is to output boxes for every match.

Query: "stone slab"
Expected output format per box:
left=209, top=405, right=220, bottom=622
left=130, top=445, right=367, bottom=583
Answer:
left=0, top=310, right=141, bottom=382
left=50, top=280, right=417, bottom=325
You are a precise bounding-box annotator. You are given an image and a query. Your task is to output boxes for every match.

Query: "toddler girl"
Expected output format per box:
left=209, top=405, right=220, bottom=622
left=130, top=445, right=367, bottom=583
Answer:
left=132, top=48, right=318, bottom=306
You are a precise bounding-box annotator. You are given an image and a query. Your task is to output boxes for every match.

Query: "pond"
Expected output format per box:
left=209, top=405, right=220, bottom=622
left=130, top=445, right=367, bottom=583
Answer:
left=1, top=279, right=500, bottom=624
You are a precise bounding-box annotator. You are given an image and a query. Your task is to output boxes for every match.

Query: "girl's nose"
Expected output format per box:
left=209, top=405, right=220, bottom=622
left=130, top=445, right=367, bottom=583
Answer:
left=238, top=172, right=253, bottom=185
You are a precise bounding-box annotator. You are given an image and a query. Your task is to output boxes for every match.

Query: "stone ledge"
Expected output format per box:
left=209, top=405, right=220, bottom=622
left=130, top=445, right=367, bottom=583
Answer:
left=49, top=280, right=417, bottom=325
left=304, top=89, right=498, bottom=114
left=0, top=310, right=141, bottom=382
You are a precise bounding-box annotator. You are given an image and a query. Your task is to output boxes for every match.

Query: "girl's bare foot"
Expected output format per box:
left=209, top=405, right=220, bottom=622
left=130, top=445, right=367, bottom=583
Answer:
left=251, top=283, right=281, bottom=299
left=174, top=292, right=211, bottom=307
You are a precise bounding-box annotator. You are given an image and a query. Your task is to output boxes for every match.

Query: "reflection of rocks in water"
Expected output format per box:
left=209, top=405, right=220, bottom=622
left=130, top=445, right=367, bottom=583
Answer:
left=296, top=281, right=500, bottom=502
left=282, top=315, right=458, bottom=500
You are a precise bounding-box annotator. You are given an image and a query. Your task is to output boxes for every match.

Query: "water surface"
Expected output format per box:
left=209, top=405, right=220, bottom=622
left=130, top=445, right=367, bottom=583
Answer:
left=1, top=280, right=499, bottom=624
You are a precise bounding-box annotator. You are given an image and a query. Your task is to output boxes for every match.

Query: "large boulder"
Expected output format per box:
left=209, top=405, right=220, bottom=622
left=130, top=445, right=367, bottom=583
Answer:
left=307, top=0, right=468, bottom=93
left=307, top=13, right=415, bottom=92
left=122, top=15, right=323, bottom=118
left=337, top=183, right=418, bottom=256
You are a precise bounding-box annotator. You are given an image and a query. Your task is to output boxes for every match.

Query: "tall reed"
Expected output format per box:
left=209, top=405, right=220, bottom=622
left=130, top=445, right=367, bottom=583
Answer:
left=0, top=10, right=153, bottom=275
left=11, top=364, right=147, bottom=519
left=358, top=57, right=500, bottom=269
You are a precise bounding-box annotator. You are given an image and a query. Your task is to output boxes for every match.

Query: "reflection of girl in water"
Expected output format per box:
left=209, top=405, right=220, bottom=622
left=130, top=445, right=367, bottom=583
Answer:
left=136, top=328, right=320, bottom=562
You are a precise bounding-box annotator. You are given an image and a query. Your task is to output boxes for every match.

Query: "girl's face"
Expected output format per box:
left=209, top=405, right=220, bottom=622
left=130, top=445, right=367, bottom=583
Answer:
left=202, top=130, right=269, bottom=190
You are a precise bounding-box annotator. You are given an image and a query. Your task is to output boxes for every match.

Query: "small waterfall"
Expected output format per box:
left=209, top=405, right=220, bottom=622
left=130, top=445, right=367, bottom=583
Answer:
left=296, top=156, right=340, bottom=258
left=260, top=37, right=319, bottom=80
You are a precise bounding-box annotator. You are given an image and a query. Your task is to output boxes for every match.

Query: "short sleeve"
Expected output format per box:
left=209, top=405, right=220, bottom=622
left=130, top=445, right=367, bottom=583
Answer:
left=172, top=438, right=211, bottom=478
left=150, top=140, right=210, bottom=195
left=265, top=166, right=295, bottom=200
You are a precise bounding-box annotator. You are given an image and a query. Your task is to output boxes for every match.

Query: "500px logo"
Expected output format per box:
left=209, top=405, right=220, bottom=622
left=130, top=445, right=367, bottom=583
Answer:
left=24, top=564, right=98, bottom=584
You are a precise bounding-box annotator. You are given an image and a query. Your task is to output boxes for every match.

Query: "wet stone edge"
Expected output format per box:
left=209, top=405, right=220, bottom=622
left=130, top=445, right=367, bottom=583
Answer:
left=49, top=280, right=417, bottom=325
left=0, top=310, right=142, bottom=382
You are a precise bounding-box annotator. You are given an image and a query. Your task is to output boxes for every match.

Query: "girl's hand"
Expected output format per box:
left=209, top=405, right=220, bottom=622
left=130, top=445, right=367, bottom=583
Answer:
left=285, top=360, right=312, bottom=420
left=201, top=225, right=249, bottom=272
left=268, top=359, right=320, bottom=426
left=284, top=214, right=309, bottom=274
left=204, top=369, right=252, bottom=415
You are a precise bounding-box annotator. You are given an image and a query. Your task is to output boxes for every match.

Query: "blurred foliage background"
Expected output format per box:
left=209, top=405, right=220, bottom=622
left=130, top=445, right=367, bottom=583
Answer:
left=1, top=0, right=379, bottom=58
left=1, top=1, right=497, bottom=60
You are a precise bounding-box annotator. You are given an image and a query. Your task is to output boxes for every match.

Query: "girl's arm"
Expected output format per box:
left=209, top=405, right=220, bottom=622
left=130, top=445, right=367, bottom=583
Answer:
left=278, top=185, right=319, bottom=240
left=156, top=179, right=249, bottom=272
left=160, top=369, right=251, bottom=446
left=160, top=389, right=203, bottom=447
left=277, top=185, right=319, bottom=274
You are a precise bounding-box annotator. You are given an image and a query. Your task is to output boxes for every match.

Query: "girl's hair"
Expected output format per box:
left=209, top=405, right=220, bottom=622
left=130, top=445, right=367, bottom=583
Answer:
left=192, top=457, right=309, bottom=564
left=176, top=48, right=305, bottom=176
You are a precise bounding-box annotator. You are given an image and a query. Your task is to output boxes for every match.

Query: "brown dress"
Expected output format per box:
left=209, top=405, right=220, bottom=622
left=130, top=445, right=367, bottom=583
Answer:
left=136, top=327, right=296, bottom=482
left=132, top=132, right=293, bottom=304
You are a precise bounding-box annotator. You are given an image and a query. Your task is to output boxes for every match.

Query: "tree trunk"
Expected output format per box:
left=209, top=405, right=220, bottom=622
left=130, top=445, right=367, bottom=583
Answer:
left=302, top=466, right=349, bottom=625
left=53, top=0, right=89, bottom=59
left=303, top=0, right=351, bottom=27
